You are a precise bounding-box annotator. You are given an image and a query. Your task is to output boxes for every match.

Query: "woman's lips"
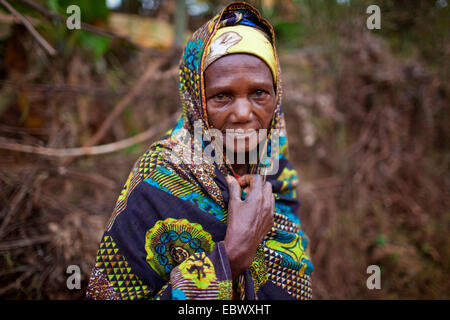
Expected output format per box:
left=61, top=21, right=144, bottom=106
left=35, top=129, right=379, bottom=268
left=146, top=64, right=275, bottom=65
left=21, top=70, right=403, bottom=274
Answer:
left=225, top=130, right=258, bottom=139
left=221, top=129, right=265, bottom=152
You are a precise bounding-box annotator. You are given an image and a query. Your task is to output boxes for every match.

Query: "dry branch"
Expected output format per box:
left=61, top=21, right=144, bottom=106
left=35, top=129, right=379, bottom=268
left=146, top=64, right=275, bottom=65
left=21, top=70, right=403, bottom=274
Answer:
left=0, top=235, right=53, bottom=251
left=0, top=112, right=180, bottom=157
left=84, top=56, right=174, bottom=148
left=18, top=0, right=136, bottom=44
left=0, top=0, right=56, bottom=56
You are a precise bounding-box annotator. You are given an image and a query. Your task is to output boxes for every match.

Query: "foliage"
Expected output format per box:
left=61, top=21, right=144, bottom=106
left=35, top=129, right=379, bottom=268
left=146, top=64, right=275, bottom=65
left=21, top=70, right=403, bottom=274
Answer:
left=37, top=0, right=111, bottom=59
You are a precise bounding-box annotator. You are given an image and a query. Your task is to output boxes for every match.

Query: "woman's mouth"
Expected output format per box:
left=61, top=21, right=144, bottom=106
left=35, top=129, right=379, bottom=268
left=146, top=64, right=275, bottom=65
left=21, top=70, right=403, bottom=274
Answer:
left=225, top=130, right=258, bottom=140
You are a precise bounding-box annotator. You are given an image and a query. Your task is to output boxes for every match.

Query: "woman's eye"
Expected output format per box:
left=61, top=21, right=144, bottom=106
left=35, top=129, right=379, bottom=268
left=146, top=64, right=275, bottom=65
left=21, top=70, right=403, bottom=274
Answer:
left=214, top=93, right=228, bottom=101
left=254, top=90, right=267, bottom=97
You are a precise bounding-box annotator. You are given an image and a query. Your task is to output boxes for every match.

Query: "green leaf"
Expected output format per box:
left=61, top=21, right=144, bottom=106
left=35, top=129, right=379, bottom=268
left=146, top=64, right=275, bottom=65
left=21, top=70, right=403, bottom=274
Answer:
left=46, top=0, right=59, bottom=12
left=77, top=31, right=111, bottom=58
left=376, top=234, right=387, bottom=247
left=47, top=0, right=108, bottom=22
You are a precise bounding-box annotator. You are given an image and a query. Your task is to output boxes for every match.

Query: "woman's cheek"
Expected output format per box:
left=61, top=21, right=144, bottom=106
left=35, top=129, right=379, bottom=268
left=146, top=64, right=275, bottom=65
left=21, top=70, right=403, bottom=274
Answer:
left=207, top=108, right=224, bottom=129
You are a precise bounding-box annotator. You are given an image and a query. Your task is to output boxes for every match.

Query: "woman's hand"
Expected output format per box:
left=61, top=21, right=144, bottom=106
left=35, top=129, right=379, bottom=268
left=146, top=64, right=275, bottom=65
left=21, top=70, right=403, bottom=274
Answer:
left=223, top=174, right=275, bottom=280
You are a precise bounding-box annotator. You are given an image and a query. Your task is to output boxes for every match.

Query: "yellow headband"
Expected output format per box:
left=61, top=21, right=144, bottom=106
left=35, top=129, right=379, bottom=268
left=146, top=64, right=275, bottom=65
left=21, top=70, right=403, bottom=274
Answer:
left=203, top=25, right=277, bottom=83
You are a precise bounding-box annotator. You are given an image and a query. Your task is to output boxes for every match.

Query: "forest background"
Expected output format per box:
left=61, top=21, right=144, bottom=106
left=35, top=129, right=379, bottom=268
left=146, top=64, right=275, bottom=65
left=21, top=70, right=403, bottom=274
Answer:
left=0, top=0, right=448, bottom=299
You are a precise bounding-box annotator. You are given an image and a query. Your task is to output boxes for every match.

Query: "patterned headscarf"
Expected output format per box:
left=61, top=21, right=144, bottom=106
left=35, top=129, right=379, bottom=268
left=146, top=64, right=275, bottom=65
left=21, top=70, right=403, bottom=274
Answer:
left=203, top=25, right=278, bottom=83
left=167, top=1, right=289, bottom=189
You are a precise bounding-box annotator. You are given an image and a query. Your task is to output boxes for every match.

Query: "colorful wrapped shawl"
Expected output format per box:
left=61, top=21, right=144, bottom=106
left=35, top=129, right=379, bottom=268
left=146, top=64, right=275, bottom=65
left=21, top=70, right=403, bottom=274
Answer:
left=86, top=1, right=313, bottom=300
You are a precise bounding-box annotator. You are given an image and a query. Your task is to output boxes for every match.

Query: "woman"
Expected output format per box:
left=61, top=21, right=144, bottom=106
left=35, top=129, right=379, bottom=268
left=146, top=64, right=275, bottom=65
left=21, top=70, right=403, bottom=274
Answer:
left=86, top=1, right=313, bottom=300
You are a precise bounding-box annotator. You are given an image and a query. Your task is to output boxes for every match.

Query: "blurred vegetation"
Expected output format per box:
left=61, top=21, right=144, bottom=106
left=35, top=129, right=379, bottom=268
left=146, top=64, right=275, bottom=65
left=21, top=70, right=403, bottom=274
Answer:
left=0, top=0, right=448, bottom=299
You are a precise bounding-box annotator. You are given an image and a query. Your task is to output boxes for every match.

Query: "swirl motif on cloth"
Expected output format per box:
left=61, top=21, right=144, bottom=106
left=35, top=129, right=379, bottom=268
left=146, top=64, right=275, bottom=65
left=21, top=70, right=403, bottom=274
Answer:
left=145, top=218, right=215, bottom=280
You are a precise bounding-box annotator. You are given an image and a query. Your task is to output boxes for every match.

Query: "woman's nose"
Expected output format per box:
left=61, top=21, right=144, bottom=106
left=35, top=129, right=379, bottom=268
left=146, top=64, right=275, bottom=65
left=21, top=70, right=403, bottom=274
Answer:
left=231, top=98, right=253, bottom=123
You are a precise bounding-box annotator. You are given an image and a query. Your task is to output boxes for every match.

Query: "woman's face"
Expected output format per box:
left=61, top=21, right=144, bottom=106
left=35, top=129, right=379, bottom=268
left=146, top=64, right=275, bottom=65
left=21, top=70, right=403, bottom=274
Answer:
left=205, top=53, right=276, bottom=153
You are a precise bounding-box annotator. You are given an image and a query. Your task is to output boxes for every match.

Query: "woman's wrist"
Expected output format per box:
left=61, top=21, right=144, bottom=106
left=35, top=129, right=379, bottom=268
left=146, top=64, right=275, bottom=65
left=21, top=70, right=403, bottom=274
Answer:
left=223, top=237, right=252, bottom=280
left=223, top=238, right=238, bottom=278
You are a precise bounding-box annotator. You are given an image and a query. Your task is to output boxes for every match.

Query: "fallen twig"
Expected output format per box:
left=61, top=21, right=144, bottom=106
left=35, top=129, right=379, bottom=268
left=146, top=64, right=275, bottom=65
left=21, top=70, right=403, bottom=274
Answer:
left=0, top=268, right=35, bottom=295
left=60, top=168, right=116, bottom=189
left=0, top=168, right=39, bottom=238
left=36, top=191, right=90, bottom=216
left=0, top=235, right=53, bottom=251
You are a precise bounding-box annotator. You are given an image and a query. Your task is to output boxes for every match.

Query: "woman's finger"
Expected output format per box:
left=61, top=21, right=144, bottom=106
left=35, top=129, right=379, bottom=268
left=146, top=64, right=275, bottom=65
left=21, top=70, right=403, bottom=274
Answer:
left=271, top=193, right=275, bottom=215
left=237, top=174, right=252, bottom=188
left=262, top=181, right=273, bottom=210
left=244, top=175, right=264, bottom=195
left=225, top=175, right=241, bottom=202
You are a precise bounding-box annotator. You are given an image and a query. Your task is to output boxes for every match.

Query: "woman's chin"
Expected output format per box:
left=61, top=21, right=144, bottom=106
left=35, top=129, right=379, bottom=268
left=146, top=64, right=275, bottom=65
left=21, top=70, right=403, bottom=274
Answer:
left=224, top=139, right=260, bottom=156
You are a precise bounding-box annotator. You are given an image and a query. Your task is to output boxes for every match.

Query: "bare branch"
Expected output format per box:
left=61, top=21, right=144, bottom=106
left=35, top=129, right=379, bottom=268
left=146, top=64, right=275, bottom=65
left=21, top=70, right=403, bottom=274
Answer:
left=0, top=0, right=56, bottom=56
left=0, top=235, right=53, bottom=251
left=0, top=112, right=180, bottom=157
left=83, top=56, right=173, bottom=148
left=18, top=0, right=136, bottom=44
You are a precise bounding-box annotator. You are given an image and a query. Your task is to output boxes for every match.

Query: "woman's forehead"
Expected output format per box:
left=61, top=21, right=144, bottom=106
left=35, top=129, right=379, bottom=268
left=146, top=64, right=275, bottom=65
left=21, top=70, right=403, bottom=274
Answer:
left=204, top=54, right=274, bottom=92
left=205, top=54, right=272, bottom=77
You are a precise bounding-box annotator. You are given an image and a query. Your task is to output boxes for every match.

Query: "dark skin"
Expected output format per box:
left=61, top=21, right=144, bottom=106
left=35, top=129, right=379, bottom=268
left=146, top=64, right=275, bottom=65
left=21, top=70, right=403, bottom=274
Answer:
left=205, top=53, right=277, bottom=280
